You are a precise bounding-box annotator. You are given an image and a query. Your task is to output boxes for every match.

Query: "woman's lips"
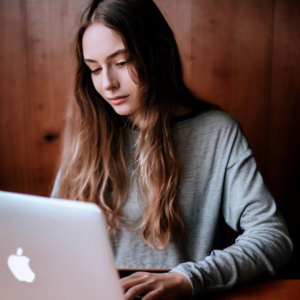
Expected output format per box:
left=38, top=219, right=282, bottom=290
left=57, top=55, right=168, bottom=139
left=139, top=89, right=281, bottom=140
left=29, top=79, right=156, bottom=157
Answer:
left=109, top=95, right=129, bottom=105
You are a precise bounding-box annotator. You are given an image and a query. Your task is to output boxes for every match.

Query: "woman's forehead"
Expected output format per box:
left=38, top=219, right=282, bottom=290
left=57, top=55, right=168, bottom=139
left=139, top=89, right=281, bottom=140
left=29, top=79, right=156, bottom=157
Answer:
left=82, top=23, right=124, bottom=62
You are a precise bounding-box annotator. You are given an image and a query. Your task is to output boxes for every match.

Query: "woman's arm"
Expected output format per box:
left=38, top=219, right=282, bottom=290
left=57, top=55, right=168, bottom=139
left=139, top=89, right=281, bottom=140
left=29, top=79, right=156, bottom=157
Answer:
left=169, top=142, right=293, bottom=297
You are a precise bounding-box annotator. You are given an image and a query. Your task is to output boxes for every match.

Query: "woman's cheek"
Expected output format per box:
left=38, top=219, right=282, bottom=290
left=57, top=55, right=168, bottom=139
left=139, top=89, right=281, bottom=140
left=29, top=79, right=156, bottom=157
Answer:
left=92, top=78, right=103, bottom=95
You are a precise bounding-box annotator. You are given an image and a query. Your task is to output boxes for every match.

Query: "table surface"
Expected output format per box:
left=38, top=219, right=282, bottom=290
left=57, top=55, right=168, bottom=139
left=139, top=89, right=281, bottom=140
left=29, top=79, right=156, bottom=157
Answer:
left=190, top=279, right=300, bottom=300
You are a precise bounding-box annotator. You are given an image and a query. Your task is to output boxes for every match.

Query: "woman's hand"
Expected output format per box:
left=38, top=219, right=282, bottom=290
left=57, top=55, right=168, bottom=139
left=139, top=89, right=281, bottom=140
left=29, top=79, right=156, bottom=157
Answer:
left=120, top=271, right=193, bottom=300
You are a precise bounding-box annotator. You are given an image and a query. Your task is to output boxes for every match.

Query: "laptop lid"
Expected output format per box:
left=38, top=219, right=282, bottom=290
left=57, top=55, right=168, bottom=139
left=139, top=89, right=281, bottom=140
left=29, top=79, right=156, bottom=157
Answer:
left=0, top=190, right=124, bottom=300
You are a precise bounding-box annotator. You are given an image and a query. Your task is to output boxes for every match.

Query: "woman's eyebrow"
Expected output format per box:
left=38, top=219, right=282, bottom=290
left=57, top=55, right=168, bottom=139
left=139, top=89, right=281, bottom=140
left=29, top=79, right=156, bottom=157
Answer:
left=84, top=48, right=127, bottom=63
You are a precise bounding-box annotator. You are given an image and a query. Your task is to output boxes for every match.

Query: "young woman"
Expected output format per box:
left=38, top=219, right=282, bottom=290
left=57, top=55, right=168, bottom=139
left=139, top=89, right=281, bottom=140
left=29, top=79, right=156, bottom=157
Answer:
left=51, top=0, right=293, bottom=299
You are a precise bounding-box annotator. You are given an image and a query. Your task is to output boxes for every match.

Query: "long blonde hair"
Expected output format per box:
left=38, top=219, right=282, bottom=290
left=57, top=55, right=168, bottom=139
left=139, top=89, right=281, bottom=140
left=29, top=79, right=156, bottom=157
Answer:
left=54, top=0, right=221, bottom=251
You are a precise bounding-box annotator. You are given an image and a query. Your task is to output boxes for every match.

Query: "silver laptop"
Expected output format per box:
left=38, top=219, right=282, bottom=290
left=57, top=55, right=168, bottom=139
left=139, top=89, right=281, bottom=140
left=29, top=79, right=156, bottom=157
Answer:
left=0, top=190, right=125, bottom=300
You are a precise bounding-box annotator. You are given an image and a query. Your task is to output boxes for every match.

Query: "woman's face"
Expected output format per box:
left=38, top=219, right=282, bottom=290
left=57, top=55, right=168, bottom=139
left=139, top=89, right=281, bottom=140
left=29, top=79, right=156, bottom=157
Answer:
left=82, top=23, right=140, bottom=116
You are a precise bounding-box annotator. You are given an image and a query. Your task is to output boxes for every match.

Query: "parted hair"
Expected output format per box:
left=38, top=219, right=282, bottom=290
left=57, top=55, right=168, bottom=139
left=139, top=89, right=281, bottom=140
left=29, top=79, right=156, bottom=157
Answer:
left=54, top=0, right=221, bottom=250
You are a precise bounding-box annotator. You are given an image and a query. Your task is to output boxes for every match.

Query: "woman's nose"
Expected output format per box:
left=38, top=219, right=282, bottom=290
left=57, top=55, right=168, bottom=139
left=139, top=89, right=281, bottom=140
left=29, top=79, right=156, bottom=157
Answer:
left=102, top=69, right=119, bottom=91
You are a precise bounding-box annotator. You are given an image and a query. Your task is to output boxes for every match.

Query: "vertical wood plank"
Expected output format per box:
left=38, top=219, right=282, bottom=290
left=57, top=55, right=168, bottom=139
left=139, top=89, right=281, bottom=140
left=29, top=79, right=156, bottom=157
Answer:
left=190, top=0, right=233, bottom=109
left=268, top=0, right=300, bottom=278
left=0, top=0, right=30, bottom=193
left=24, top=0, right=71, bottom=196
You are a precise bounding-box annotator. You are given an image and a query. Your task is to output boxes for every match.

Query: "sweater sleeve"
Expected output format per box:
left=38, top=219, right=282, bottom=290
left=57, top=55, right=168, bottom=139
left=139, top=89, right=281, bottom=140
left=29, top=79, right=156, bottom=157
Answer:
left=169, top=121, right=293, bottom=297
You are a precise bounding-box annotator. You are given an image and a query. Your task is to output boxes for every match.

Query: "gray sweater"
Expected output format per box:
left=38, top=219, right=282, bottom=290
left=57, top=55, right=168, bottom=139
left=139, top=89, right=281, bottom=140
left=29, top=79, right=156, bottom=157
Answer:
left=51, top=109, right=293, bottom=297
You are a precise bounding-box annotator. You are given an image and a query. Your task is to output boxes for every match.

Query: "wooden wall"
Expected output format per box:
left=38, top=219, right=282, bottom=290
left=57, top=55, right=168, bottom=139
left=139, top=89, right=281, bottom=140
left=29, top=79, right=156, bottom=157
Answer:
left=0, top=0, right=299, bottom=278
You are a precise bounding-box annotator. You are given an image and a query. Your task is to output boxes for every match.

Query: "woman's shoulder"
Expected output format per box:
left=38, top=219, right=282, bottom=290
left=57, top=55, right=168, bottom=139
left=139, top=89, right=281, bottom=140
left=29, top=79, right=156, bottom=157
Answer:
left=175, top=108, right=241, bottom=132
left=198, top=108, right=238, bottom=124
left=175, top=108, right=251, bottom=165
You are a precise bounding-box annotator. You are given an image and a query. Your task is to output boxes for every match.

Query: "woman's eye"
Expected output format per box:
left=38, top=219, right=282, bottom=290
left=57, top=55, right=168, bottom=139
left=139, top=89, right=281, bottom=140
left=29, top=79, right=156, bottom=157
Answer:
left=90, top=61, right=126, bottom=74
left=91, top=68, right=102, bottom=74
left=116, top=61, right=127, bottom=67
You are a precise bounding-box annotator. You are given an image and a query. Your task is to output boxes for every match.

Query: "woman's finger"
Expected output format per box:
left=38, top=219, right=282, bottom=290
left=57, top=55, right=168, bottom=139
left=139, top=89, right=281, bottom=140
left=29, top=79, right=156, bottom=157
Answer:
left=141, top=289, right=162, bottom=300
left=124, top=282, right=153, bottom=300
left=121, top=277, right=147, bottom=293
left=120, top=271, right=149, bottom=282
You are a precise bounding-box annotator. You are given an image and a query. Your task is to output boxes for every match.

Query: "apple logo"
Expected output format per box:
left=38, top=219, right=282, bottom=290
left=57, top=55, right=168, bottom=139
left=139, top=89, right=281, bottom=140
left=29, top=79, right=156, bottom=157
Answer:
left=8, top=247, right=36, bottom=283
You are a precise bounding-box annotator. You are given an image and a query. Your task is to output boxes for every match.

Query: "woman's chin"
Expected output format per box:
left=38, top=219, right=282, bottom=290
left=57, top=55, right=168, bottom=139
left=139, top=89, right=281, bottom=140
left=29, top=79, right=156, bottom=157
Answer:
left=112, top=106, right=135, bottom=116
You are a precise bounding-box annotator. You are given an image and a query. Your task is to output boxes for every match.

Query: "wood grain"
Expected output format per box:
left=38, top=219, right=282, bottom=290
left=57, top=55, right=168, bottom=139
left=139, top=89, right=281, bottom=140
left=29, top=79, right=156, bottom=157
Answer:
left=0, top=0, right=30, bottom=193
left=267, top=0, right=300, bottom=279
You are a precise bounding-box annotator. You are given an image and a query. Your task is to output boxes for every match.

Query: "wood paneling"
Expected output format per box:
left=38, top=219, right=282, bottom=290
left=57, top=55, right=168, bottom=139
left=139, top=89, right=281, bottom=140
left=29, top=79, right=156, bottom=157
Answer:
left=0, top=0, right=30, bottom=193
left=0, top=0, right=72, bottom=196
left=24, top=0, right=71, bottom=196
left=267, top=0, right=300, bottom=279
